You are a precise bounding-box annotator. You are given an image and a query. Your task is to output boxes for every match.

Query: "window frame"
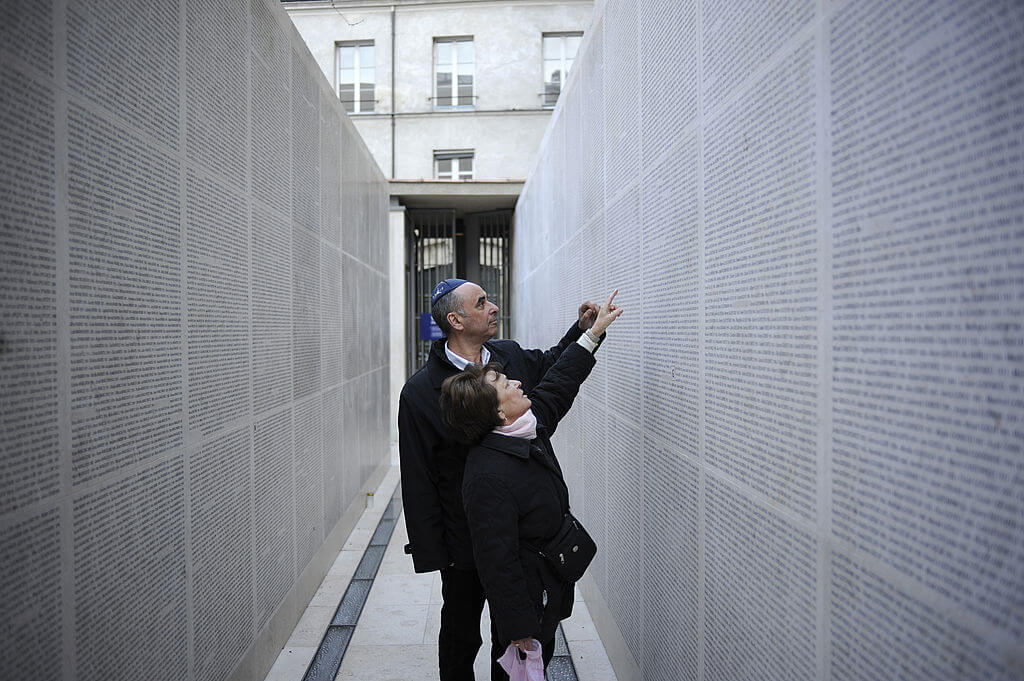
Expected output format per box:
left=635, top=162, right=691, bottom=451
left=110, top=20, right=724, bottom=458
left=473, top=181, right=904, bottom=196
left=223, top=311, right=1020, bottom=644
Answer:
left=336, top=40, right=375, bottom=114
left=433, top=36, right=475, bottom=109
left=434, top=150, right=475, bottom=180
left=541, top=32, right=583, bottom=108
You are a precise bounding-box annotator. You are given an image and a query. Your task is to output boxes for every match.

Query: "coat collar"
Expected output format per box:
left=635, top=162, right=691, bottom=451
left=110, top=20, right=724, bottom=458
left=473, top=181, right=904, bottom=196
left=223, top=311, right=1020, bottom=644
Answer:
left=427, top=338, right=507, bottom=389
left=477, top=431, right=531, bottom=458
left=476, top=429, right=565, bottom=501
left=476, top=424, right=551, bottom=459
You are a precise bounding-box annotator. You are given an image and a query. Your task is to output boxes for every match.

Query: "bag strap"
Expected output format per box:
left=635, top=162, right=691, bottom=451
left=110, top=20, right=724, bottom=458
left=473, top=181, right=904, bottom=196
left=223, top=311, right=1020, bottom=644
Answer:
left=521, top=540, right=545, bottom=557
left=520, top=512, right=573, bottom=558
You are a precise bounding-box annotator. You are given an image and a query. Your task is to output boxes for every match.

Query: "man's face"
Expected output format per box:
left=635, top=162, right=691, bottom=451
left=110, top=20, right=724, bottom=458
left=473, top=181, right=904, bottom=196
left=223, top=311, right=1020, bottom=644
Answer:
left=451, top=283, right=500, bottom=341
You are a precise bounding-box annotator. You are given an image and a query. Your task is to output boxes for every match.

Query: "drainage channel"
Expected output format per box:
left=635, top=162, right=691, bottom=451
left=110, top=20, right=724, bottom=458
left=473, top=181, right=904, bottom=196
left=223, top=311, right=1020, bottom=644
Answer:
left=300, top=482, right=580, bottom=681
left=548, top=623, right=580, bottom=680
left=301, top=488, right=403, bottom=681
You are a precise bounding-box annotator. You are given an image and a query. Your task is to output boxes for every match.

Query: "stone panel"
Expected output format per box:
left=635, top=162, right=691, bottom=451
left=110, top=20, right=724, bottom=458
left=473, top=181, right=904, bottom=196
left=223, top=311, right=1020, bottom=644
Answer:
left=704, top=479, right=817, bottom=681
left=703, top=38, right=819, bottom=520
left=186, top=0, right=247, bottom=186
left=830, top=0, right=1024, bottom=639
left=0, top=509, right=62, bottom=680
left=0, top=66, right=58, bottom=513
left=642, top=437, right=699, bottom=681
left=186, top=172, right=250, bottom=438
left=74, top=459, right=187, bottom=681
left=254, top=408, right=294, bottom=630
left=830, top=552, right=1015, bottom=681
left=68, top=0, right=180, bottom=146
left=68, top=105, right=183, bottom=483
left=190, top=429, right=254, bottom=681
left=294, top=396, right=323, bottom=573
left=253, top=205, right=293, bottom=414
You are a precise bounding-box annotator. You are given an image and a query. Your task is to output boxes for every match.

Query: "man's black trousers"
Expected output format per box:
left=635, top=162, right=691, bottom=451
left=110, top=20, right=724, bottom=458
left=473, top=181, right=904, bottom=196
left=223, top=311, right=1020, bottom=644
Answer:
left=438, top=567, right=555, bottom=680
left=439, top=567, right=505, bottom=681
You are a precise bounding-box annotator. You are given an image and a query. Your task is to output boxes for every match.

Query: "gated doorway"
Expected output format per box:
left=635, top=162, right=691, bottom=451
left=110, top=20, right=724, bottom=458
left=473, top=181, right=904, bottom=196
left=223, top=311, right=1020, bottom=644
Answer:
left=406, top=209, right=512, bottom=376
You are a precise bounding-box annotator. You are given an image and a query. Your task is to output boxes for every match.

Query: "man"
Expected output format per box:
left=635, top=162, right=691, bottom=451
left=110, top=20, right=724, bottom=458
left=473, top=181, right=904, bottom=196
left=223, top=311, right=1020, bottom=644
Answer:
left=398, top=278, right=599, bottom=680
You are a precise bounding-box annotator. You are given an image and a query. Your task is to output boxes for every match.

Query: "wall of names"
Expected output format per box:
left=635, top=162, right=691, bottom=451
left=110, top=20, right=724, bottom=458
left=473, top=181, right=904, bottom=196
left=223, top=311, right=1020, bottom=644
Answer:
left=0, top=1, right=391, bottom=679
left=514, top=1, right=1024, bottom=678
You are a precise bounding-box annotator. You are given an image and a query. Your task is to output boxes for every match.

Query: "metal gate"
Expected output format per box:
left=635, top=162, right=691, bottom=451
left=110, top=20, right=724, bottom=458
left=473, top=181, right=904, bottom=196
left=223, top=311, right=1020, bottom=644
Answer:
left=408, top=209, right=456, bottom=375
left=476, top=210, right=511, bottom=341
left=406, top=209, right=512, bottom=376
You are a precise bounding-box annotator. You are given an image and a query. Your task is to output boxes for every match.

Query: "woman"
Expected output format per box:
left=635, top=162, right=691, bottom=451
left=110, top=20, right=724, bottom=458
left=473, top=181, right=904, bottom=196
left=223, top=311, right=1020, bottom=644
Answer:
left=439, top=290, right=622, bottom=674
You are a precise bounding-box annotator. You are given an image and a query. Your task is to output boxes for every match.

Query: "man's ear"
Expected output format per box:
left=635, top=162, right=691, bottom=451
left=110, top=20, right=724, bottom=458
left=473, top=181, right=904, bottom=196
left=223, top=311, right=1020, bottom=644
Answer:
left=448, top=312, right=463, bottom=331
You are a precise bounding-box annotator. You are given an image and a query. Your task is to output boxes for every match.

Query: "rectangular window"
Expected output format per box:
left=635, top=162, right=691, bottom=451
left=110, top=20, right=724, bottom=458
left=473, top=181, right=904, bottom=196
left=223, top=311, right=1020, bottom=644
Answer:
left=434, top=150, right=474, bottom=180
left=542, top=33, right=582, bottom=107
left=337, top=41, right=374, bottom=113
left=434, top=37, right=474, bottom=107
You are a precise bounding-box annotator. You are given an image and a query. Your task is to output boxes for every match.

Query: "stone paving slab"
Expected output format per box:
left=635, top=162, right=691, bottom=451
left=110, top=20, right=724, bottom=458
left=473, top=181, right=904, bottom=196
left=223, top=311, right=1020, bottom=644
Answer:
left=264, top=465, right=618, bottom=681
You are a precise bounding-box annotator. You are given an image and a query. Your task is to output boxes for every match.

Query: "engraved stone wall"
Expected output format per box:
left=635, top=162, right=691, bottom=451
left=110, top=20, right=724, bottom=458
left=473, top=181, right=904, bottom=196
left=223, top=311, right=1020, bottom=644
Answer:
left=0, top=0, right=390, bottom=679
left=515, top=0, right=1024, bottom=678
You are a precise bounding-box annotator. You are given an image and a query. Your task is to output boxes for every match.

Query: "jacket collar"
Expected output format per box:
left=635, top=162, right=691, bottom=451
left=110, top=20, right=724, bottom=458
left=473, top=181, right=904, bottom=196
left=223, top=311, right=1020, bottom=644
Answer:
left=477, top=431, right=531, bottom=458
left=477, top=429, right=564, bottom=490
left=476, top=422, right=550, bottom=457
left=427, top=338, right=507, bottom=389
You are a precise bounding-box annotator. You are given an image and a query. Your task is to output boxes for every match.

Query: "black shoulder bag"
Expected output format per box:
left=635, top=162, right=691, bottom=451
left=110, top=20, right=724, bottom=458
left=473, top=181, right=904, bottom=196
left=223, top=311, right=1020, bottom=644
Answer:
left=525, top=512, right=597, bottom=583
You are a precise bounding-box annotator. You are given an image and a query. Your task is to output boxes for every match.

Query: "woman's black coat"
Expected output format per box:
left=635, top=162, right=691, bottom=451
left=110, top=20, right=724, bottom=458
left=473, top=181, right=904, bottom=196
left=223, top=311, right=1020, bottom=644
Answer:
left=398, top=323, right=584, bottom=573
left=461, top=341, right=597, bottom=644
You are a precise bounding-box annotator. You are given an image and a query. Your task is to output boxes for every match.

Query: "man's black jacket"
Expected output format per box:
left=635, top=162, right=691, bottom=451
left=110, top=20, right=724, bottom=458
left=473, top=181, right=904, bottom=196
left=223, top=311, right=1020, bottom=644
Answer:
left=398, top=322, right=583, bottom=573
left=462, top=341, right=597, bottom=644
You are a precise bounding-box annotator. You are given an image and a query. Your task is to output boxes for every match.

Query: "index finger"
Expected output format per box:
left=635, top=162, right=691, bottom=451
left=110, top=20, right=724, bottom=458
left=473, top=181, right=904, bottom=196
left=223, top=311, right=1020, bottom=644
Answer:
left=604, top=288, right=619, bottom=308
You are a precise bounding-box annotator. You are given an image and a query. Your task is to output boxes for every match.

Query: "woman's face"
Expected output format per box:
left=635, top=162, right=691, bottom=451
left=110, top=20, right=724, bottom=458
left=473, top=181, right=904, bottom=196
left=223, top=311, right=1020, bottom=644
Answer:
left=485, top=370, right=531, bottom=424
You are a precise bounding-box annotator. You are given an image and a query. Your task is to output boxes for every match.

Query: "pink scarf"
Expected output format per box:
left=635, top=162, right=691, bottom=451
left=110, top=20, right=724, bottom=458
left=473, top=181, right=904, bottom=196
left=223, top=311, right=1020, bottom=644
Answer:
left=495, top=409, right=538, bottom=440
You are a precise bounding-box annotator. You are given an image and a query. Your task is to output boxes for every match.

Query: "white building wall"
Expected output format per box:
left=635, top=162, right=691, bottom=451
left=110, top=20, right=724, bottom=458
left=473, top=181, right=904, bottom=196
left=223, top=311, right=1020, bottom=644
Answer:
left=350, top=116, right=394, bottom=176
left=388, top=1, right=591, bottom=113
left=285, top=0, right=592, bottom=179
left=288, top=7, right=394, bottom=110
left=392, top=113, right=551, bottom=180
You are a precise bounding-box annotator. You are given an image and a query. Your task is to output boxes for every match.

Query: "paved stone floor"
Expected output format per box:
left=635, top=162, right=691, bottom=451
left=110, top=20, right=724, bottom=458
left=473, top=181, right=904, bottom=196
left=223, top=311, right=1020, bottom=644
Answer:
left=264, top=466, right=618, bottom=681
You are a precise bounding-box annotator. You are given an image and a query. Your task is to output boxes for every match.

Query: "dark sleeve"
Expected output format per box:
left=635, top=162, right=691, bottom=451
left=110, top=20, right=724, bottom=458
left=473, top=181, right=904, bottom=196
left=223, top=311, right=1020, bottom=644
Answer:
left=517, top=321, right=584, bottom=387
left=528, top=342, right=596, bottom=436
left=463, top=472, right=539, bottom=643
left=398, top=389, right=449, bottom=573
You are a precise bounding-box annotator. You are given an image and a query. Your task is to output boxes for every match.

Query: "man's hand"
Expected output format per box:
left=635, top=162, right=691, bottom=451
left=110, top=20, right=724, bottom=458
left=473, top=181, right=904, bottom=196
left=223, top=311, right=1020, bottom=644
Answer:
left=590, top=289, right=623, bottom=336
left=577, top=300, right=599, bottom=330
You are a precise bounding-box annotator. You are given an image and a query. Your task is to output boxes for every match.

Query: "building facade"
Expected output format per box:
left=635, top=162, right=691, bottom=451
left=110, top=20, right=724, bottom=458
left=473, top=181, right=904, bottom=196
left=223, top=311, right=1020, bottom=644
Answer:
left=283, top=0, right=592, bottom=182
left=284, top=0, right=593, bottom=395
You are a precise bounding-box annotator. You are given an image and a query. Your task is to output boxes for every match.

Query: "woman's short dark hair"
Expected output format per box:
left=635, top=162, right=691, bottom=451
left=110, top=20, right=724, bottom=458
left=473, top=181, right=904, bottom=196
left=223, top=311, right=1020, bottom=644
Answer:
left=440, top=362, right=505, bottom=444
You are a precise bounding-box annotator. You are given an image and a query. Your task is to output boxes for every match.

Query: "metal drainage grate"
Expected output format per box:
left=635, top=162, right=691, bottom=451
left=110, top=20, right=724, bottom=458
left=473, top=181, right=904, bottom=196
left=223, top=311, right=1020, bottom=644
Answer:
left=301, top=488, right=403, bottom=681
left=299, top=483, right=580, bottom=681
left=547, top=623, right=579, bottom=680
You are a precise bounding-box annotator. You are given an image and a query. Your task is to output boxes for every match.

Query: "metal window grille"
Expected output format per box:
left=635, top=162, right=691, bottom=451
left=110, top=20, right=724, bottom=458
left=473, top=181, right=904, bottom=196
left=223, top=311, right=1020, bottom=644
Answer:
left=405, top=209, right=511, bottom=376
left=477, top=211, right=511, bottom=340
left=408, top=209, right=456, bottom=375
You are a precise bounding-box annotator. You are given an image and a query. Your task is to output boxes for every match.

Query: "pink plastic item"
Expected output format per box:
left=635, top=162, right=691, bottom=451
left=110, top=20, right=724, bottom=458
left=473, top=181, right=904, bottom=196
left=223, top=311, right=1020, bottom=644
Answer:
left=497, top=640, right=544, bottom=681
